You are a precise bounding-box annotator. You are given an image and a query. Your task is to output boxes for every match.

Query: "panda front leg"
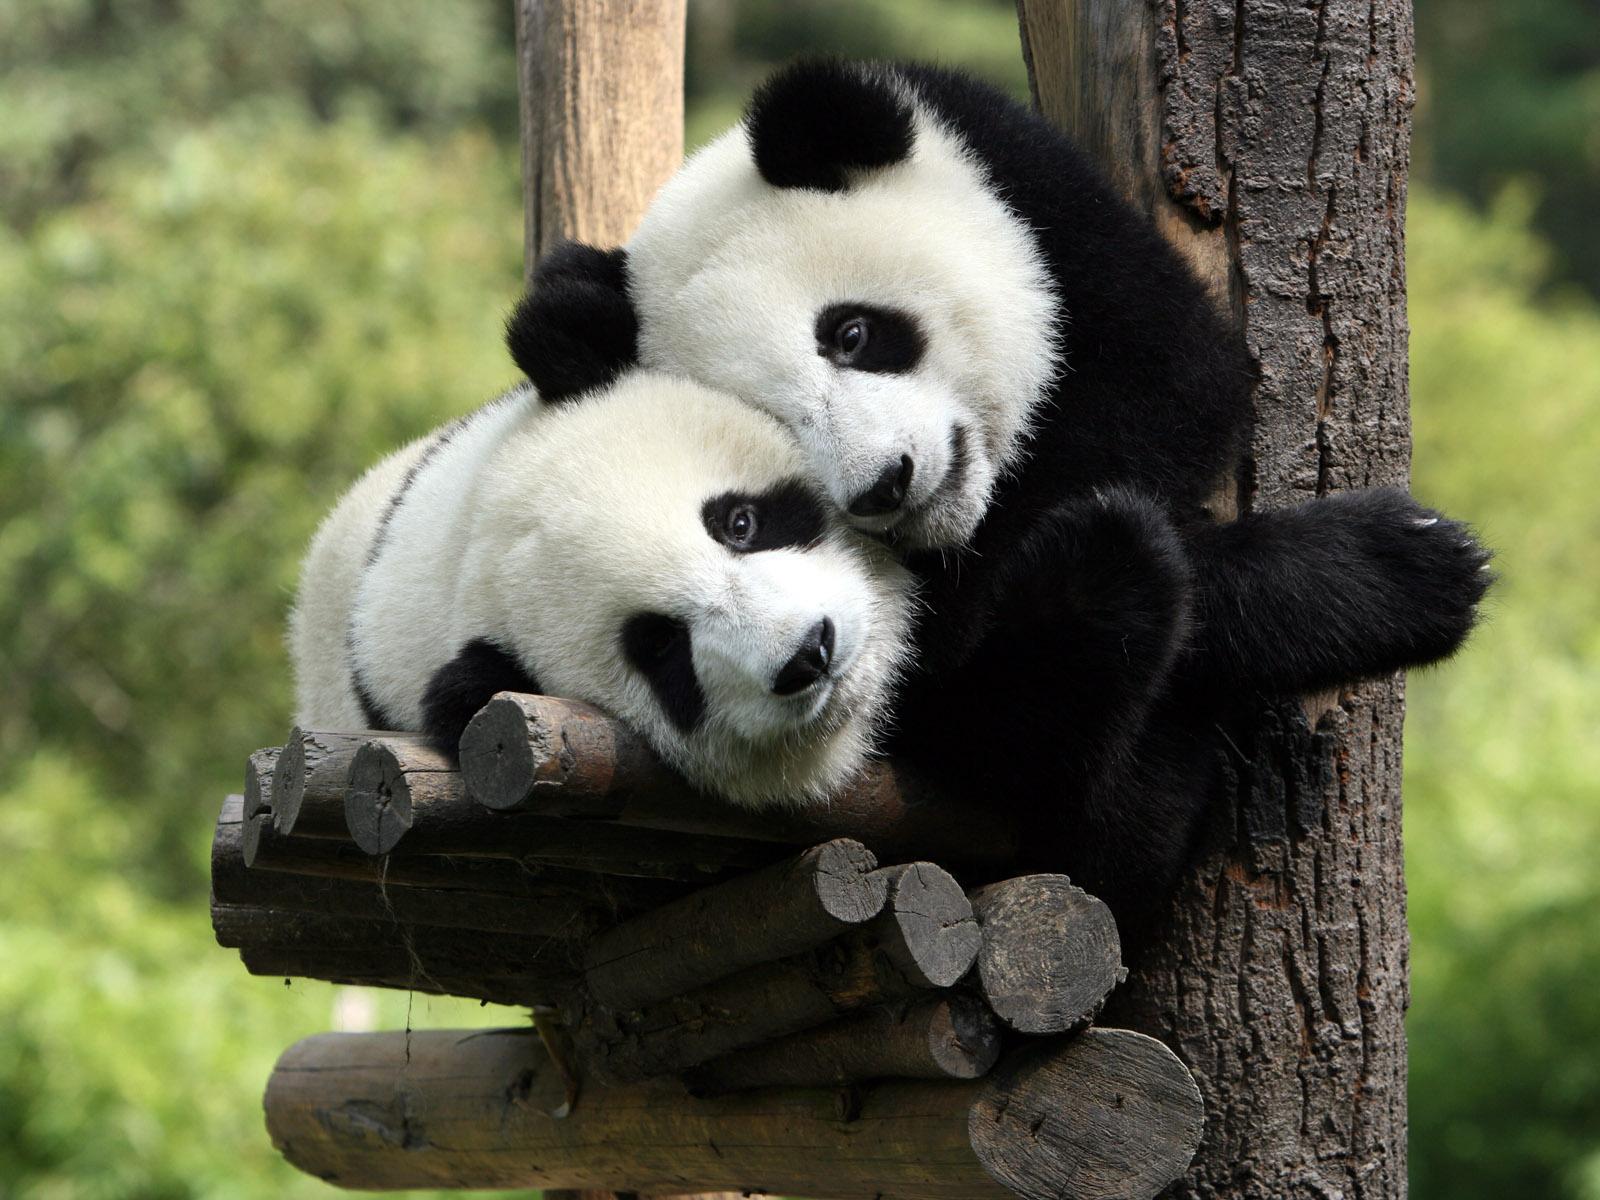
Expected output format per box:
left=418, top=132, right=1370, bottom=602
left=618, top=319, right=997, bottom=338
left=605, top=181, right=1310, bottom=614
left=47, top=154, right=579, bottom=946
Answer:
left=899, top=486, right=1195, bottom=812
left=1179, top=487, right=1493, bottom=699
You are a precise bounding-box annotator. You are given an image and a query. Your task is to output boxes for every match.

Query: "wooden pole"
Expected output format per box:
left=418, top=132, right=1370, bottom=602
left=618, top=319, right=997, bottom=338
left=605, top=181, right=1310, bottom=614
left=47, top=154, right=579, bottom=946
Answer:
left=264, top=1025, right=1203, bottom=1199
left=1016, top=2, right=1416, bottom=1194
left=462, top=692, right=1020, bottom=866
left=516, top=0, right=688, bottom=274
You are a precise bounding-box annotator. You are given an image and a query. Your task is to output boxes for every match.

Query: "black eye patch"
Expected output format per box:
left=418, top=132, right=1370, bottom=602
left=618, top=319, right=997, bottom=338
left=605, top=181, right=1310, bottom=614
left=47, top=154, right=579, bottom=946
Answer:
left=621, top=613, right=705, bottom=734
left=702, top=480, right=828, bottom=554
left=815, top=304, right=926, bottom=374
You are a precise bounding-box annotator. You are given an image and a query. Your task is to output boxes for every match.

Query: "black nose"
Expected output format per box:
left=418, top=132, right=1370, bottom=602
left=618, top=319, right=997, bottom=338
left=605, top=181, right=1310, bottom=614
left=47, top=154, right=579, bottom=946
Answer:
left=847, top=455, right=914, bottom=517
left=772, top=617, right=836, bottom=696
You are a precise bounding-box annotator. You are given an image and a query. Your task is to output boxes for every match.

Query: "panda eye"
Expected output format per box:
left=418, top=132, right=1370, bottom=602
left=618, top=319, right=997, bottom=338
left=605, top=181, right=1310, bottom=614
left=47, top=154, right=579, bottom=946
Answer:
left=724, top=504, right=758, bottom=547
left=834, top=316, right=868, bottom=358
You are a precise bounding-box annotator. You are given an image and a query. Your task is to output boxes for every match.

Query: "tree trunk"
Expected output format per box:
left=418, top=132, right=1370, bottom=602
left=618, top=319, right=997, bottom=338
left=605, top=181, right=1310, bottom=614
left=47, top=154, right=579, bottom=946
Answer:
left=1016, top=2, right=1415, bottom=1196
left=516, top=0, right=688, bottom=275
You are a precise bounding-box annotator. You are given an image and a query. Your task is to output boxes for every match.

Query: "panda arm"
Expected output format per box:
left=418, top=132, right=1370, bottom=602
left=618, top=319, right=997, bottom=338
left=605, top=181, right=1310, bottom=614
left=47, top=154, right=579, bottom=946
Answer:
left=1179, top=487, right=1493, bottom=697
left=419, top=639, right=543, bottom=754
left=900, top=486, right=1194, bottom=806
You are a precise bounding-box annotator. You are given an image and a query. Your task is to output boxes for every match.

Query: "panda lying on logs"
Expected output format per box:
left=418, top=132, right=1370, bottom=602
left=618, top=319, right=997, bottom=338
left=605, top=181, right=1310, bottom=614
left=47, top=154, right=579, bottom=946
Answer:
left=520, top=58, right=1493, bottom=939
left=289, top=292, right=912, bottom=807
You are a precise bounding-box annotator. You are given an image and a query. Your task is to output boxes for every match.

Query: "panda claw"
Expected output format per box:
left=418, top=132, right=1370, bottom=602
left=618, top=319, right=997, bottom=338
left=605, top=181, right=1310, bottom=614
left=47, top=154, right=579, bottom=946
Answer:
left=1414, top=516, right=1439, bottom=527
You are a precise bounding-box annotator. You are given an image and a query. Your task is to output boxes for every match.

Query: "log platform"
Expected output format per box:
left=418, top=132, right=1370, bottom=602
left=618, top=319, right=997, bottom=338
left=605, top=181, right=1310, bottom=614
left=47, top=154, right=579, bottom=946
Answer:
left=214, top=690, right=1203, bottom=1199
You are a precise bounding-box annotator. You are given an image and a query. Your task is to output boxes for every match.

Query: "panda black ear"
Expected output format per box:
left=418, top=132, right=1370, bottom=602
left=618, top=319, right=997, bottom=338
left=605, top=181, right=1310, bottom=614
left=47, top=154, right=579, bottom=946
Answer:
left=745, top=58, right=915, bottom=192
left=506, top=242, right=638, bottom=403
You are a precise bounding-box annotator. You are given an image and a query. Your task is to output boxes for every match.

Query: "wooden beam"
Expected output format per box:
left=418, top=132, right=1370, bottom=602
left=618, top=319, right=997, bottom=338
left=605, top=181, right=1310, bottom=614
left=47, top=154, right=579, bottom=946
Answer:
left=516, top=0, right=688, bottom=273
left=461, top=692, right=1020, bottom=867
left=264, top=1025, right=1203, bottom=1199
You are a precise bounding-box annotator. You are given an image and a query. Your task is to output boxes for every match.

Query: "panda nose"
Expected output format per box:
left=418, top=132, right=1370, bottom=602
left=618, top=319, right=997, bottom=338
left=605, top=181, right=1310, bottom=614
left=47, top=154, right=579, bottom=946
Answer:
left=847, top=455, right=914, bottom=517
left=772, top=617, right=836, bottom=695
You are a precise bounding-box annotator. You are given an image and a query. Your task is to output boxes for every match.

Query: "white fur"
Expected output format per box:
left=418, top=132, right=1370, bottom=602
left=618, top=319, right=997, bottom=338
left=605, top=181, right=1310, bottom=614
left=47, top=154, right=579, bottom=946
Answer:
left=627, top=76, right=1060, bottom=549
left=289, top=375, right=913, bottom=806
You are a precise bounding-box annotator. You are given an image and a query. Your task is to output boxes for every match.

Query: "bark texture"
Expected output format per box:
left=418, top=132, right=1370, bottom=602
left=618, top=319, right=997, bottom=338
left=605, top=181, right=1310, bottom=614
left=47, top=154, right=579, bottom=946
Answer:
left=1017, top=1, right=1415, bottom=1196
left=516, top=0, right=687, bottom=273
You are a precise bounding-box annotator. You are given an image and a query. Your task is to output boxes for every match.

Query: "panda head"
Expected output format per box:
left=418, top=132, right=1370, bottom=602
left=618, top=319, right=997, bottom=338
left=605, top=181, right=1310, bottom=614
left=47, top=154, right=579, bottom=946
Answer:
left=614, top=58, right=1060, bottom=551
left=494, top=290, right=913, bottom=804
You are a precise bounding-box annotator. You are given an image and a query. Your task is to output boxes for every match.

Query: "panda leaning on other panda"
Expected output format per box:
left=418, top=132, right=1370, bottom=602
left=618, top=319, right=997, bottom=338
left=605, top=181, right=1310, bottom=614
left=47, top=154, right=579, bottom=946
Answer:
left=288, top=279, right=913, bottom=807
left=515, top=58, right=1493, bottom=942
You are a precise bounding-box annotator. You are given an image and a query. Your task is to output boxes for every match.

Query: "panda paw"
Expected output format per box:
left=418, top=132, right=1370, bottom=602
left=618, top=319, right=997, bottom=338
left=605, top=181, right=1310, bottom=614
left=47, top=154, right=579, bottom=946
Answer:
left=995, top=486, right=1195, bottom=680
left=1325, top=488, right=1494, bottom=667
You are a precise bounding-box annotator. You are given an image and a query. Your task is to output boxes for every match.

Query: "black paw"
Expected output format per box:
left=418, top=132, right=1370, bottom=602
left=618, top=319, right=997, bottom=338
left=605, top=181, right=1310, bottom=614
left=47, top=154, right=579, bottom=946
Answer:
left=994, top=486, right=1195, bottom=679
left=1338, top=488, right=1493, bottom=666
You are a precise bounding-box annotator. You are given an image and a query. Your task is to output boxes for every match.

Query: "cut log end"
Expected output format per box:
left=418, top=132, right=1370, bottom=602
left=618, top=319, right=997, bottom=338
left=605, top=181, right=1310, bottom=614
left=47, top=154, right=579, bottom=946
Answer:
left=969, top=1028, right=1205, bottom=1200
left=971, top=874, right=1125, bottom=1035
left=811, top=838, right=890, bottom=924
left=345, top=739, right=416, bottom=855
left=459, top=693, right=540, bottom=811
left=875, top=861, right=981, bottom=989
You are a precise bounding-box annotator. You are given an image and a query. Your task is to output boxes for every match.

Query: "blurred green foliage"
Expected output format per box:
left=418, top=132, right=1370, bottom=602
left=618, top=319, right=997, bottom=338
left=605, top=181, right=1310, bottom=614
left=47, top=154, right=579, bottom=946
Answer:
left=0, top=2, right=1594, bottom=1199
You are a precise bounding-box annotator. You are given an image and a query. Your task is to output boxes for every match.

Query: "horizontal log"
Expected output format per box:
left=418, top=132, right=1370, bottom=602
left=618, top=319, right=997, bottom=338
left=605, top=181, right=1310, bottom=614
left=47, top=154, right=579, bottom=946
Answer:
left=264, top=1025, right=1203, bottom=1199
left=969, top=875, right=1126, bottom=1035
left=236, top=801, right=682, bottom=913
left=687, top=993, right=1002, bottom=1092
left=460, top=692, right=1018, bottom=865
left=339, top=740, right=778, bottom=881
left=212, top=805, right=605, bottom=940
left=574, top=860, right=977, bottom=1082
left=237, top=947, right=555, bottom=1008
left=582, top=840, right=887, bottom=1011
left=273, top=728, right=422, bottom=839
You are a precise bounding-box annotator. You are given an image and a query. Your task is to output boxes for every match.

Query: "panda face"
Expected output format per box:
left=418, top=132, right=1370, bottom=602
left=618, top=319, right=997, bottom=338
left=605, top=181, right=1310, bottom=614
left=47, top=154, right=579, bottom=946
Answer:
left=475, top=376, right=912, bottom=806
left=627, top=100, right=1060, bottom=551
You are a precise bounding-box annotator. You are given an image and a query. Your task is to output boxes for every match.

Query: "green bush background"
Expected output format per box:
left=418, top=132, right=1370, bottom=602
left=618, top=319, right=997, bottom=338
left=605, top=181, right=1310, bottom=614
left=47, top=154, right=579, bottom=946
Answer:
left=1, top=2, right=1595, bottom=1197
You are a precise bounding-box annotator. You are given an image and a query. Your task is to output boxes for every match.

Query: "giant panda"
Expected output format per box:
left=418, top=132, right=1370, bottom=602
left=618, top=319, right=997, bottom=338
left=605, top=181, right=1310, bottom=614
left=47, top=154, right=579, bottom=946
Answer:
left=520, top=59, right=1492, bottom=937
left=289, top=289, right=913, bottom=807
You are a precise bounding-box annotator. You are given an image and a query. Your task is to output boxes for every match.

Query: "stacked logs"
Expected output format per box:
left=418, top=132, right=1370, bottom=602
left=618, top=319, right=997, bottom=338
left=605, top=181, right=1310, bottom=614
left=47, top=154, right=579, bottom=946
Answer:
left=214, top=691, right=1203, bottom=1200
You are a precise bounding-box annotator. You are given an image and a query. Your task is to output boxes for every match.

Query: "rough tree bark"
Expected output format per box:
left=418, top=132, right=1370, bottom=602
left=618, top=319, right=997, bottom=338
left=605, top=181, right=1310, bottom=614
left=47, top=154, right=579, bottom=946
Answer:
left=516, top=0, right=688, bottom=274
left=1016, top=2, right=1415, bottom=1196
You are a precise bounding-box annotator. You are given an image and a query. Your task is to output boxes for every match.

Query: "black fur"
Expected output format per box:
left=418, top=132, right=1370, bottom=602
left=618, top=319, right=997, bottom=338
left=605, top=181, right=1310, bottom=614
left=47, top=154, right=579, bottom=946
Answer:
left=746, top=57, right=915, bottom=192
left=702, top=480, right=828, bottom=553
left=506, top=242, right=638, bottom=401
left=750, top=62, right=1493, bottom=949
left=621, top=614, right=705, bottom=733
left=419, top=638, right=542, bottom=751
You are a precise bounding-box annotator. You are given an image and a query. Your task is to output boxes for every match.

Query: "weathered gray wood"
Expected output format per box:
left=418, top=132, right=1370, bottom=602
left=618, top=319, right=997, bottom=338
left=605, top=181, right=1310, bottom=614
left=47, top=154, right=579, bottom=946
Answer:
left=969, top=874, right=1124, bottom=1035
left=574, top=861, right=978, bottom=1083
left=1019, top=2, right=1417, bottom=1195
left=236, top=948, right=558, bottom=1008
left=241, top=747, right=279, bottom=863
left=211, top=903, right=583, bottom=965
left=264, top=1025, right=1201, bottom=1198
left=583, top=840, right=888, bottom=1012
left=272, top=728, right=418, bottom=839
left=212, top=804, right=605, bottom=940
left=515, top=0, right=687, bottom=271
left=238, top=810, right=678, bottom=915
left=344, top=737, right=466, bottom=855
left=688, top=994, right=1002, bottom=1092
left=461, top=692, right=1019, bottom=866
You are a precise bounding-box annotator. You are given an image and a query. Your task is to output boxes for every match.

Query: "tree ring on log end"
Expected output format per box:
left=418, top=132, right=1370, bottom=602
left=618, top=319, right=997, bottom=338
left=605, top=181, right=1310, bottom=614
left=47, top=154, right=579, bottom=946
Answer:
left=969, top=1028, right=1204, bottom=1200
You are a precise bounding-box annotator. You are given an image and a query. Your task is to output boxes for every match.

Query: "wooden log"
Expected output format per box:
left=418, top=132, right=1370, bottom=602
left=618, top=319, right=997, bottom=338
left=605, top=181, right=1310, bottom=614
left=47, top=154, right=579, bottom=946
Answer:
left=236, top=948, right=553, bottom=1008
left=688, top=994, right=1003, bottom=1093
left=264, top=1025, right=1203, bottom=1199
left=236, top=806, right=679, bottom=914
left=461, top=692, right=1019, bottom=866
left=575, top=860, right=978, bottom=1082
left=969, top=875, right=1125, bottom=1035
left=212, top=805, right=606, bottom=940
left=272, top=728, right=421, bottom=839
left=241, top=748, right=279, bottom=863
left=211, top=903, right=582, bottom=969
left=583, top=840, right=888, bottom=1011
left=515, top=0, right=686, bottom=270
left=340, top=738, right=778, bottom=881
